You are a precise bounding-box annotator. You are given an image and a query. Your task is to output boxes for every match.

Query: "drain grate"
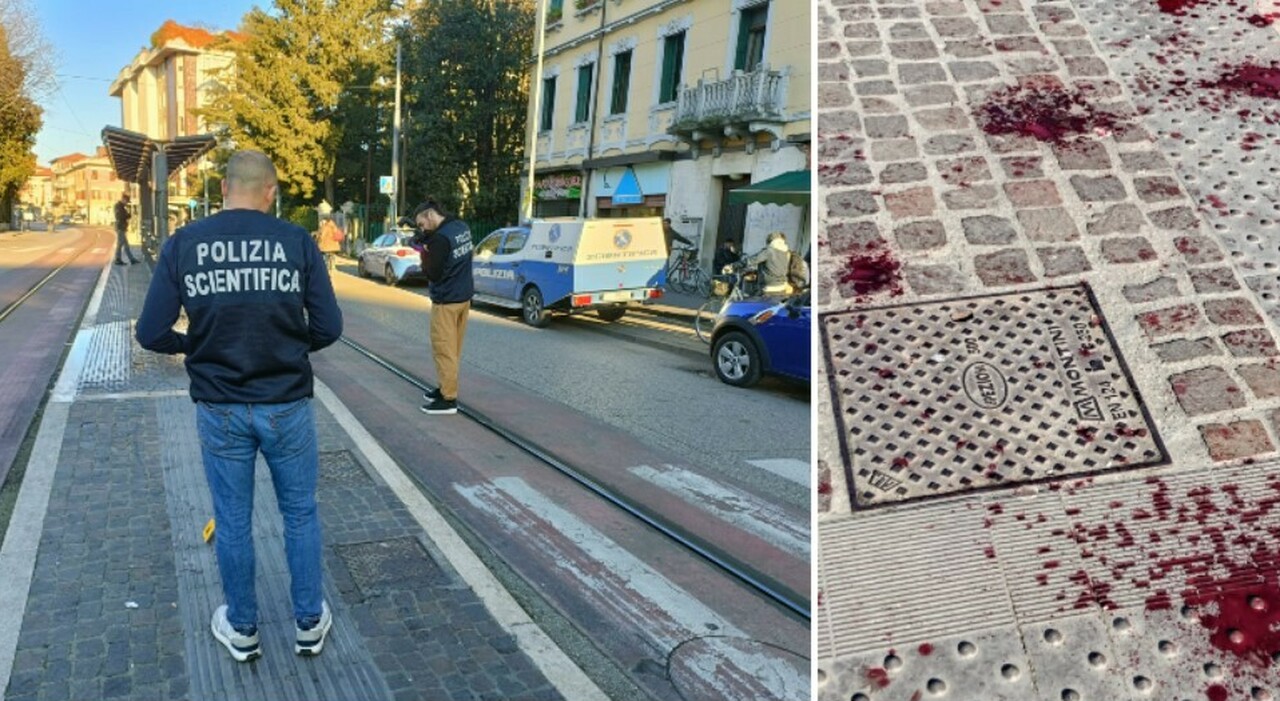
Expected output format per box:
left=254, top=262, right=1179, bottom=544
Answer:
left=318, top=450, right=372, bottom=486
left=334, top=537, right=447, bottom=598
left=821, top=285, right=1165, bottom=507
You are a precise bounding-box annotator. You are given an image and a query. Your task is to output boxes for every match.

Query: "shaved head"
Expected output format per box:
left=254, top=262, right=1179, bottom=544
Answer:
left=222, top=150, right=278, bottom=213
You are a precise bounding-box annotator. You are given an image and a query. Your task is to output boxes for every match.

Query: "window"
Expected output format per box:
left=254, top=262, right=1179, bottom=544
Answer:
left=735, top=4, right=769, bottom=72
left=499, top=231, right=528, bottom=255
left=541, top=76, right=557, bottom=131
left=659, top=31, right=686, bottom=104
left=610, top=50, right=632, bottom=115
left=574, top=63, right=593, bottom=123
left=476, top=233, right=502, bottom=257
left=547, top=0, right=563, bottom=22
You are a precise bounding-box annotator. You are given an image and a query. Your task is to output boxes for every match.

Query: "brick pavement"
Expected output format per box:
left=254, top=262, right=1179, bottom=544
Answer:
left=0, top=263, right=565, bottom=701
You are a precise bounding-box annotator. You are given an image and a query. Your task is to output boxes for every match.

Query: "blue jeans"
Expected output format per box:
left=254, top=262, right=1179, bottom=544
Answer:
left=196, top=398, right=323, bottom=630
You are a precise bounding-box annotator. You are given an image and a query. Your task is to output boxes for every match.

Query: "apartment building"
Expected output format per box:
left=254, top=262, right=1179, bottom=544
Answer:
left=48, top=148, right=123, bottom=225
left=18, top=166, right=54, bottom=219
left=524, top=0, right=810, bottom=262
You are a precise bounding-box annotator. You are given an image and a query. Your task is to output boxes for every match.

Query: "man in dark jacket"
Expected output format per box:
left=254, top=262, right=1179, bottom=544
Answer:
left=662, top=217, right=694, bottom=256
left=411, top=199, right=474, bottom=415
left=136, top=150, right=343, bottom=663
left=114, top=192, right=139, bottom=265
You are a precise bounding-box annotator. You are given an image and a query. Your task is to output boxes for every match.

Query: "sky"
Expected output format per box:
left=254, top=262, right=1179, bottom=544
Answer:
left=30, top=0, right=261, bottom=167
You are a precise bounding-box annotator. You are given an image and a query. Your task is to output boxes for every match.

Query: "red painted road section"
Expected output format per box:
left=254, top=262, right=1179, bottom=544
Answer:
left=331, top=303, right=811, bottom=604
left=0, top=228, right=112, bottom=485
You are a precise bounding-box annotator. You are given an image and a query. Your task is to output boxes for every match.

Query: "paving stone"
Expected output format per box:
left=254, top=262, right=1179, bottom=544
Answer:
left=999, top=38, right=1049, bottom=56
left=818, top=40, right=842, bottom=60
left=932, top=17, right=981, bottom=38
left=850, top=59, right=891, bottom=78
left=1112, top=122, right=1153, bottom=144
left=1042, top=21, right=1088, bottom=38
left=1100, top=237, right=1158, bottom=265
left=984, top=14, right=1035, bottom=34
left=1070, top=175, right=1128, bottom=202
left=923, top=134, right=976, bottom=155
left=943, top=184, right=1000, bottom=210
left=1174, top=235, right=1225, bottom=264
left=1169, top=366, right=1246, bottom=415
left=1204, top=298, right=1264, bottom=326
left=845, top=41, right=884, bottom=58
left=1134, top=176, right=1183, bottom=203
left=840, top=6, right=875, bottom=22
left=1004, top=180, right=1062, bottom=208
left=937, top=156, right=992, bottom=185
left=1152, top=337, right=1219, bottom=363
left=1119, top=151, right=1172, bottom=173
left=879, top=162, right=929, bottom=184
left=889, top=22, right=930, bottom=40
left=860, top=97, right=900, bottom=114
left=1188, top=267, right=1240, bottom=294
left=1201, top=420, right=1274, bottom=462
left=983, top=131, right=1039, bottom=154
left=1137, top=304, right=1203, bottom=339
left=1033, top=5, right=1077, bottom=22
left=962, top=215, right=1018, bottom=245
left=819, top=62, right=850, bottom=83
left=878, top=6, right=922, bottom=19
left=1017, top=207, right=1080, bottom=242
left=948, top=60, right=1000, bottom=82
left=821, top=110, right=863, bottom=136
left=1087, top=203, right=1145, bottom=236
left=1149, top=206, right=1202, bottom=232
left=820, top=83, right=855, bottom=107
left=975, top=249, right=1037, bottom=287
left=1052, top=39, right=1097, bottom=57
left=1052, top=140, right=1111, bottom=170
left=1066, top=56, right=1110, bottom=77
left=826, top=189, right=879, bottom=218
left=926, top=1, right=967, bottom=16
left=819, top=159, right=874, bottom=187
left=844, top=22, right=880, bottom=39
left=865, top=115, right=911, bottom=138
left=856, top=80, right=898, bottom=96
left=903, top=84, right=959, bottom=107
left=999, top=156, right=1044, bottom=179
left=1223, top=329, right=1280, bottom=358
left=1074, top=78, right=1125, bottom=99
left=894, top=220, right=947, bottom=250
left=945, top=40, right=994, bottom=58
left=976, top=0, right=1021, bottom=11
left=1037, top=246, right=1092, bottom=277
left=884, top=186, right=937, bottom=219
left=1238, top=364, right=1280, bottom=399
left=915, top=107, right=971, bottom=131
left=903, top=264, right=968, bottom=295
left=898, top=62, right=948, bottom=84
left=870, top=138, right=920, bottom=161
left=1123, top=276, right=1180, bottom=303
left=889, top=41, right=940, bottom=60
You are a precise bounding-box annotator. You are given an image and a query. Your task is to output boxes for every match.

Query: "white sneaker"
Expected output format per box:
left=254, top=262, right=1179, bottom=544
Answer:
left=210, top=605, right=261, bottom=662
left=295, top=601, right=333, bottom=656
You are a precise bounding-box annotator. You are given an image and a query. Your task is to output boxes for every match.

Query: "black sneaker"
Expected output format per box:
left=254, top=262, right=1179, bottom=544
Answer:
left=422, top=387, right=442, bottom=402
left=113, top=260, right=126, bottom=266
left=420, top=398, right=457, bottom=415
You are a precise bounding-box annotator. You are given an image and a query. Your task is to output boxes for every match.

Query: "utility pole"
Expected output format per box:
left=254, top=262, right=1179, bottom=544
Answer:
left=391, top=42, right=403, bottom=227
left=523, top=0, right=548, bottom=221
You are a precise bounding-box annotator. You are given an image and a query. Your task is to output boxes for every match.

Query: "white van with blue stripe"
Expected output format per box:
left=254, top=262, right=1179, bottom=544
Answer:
left=472, top=218, right=667, bottom=327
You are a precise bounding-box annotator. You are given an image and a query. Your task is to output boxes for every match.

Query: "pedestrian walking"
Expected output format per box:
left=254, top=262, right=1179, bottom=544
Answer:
left=114, top=191, right=139, bottom=265
left=315, top=218, right=342, bottom=271
left=410, top=198, right=474, bottom=415
left=135, top=150, right=343, bottom=663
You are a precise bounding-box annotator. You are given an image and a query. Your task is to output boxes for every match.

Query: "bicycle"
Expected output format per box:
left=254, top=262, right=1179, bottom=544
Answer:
left=694, top=266, right=761, bottom=344
left=665, top=245, right=710, bottom=296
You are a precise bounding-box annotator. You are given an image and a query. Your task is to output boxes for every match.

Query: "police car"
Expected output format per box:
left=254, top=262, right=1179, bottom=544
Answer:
left=472, top=218, right=667, bottom=327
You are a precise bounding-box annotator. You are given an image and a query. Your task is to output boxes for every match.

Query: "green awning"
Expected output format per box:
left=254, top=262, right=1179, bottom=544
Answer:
left=726, top=170, right=810, bottom=206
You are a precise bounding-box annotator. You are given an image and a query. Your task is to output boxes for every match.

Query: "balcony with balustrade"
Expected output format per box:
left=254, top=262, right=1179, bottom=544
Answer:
left=667, top=64, right=790, bottom=152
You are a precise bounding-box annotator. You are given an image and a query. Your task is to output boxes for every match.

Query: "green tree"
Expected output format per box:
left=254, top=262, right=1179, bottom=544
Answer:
left=202, top=0, right=395, bottom=206
left=0, top=23, right=43, bottom=224
left=401, top=0, right=532, bottom=227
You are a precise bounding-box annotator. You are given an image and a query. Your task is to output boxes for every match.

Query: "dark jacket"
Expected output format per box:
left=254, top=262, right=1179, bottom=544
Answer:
left=135, top=209, right=343, bottom=404
left=413, top=218, right=474, bottom=304
left=663, top=223, right=693, bottom=255
left=114, top=200, right=130, bottom=231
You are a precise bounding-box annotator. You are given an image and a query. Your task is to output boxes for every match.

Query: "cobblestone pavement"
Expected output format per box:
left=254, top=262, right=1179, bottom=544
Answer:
left=817, top=0, right=1280, bottom=699
left=0, top=263, right=565, bottom=701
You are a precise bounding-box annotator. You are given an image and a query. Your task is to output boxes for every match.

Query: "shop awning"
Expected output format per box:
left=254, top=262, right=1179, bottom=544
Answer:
left=101, top=126, right=217, bottom=183
left=726, top=170, right=811, bottom=206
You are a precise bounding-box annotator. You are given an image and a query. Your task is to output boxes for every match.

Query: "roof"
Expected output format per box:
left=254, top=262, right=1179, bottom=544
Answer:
left=101, top=126, right=217, bottom=184
left=725, top=170, right=810, bottom=206
left=150, top=20, right=246, bottom=50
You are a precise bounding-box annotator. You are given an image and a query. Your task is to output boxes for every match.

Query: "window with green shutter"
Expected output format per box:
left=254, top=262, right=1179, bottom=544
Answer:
left=659, top=31, right=685, bottom=104
left=610, top=50, right=631, bottom=115
left=734, top=4, right=768, bottom=72
left=541, top=76, right=556, bottom=131
left=575, top=63, right=593, bottom=123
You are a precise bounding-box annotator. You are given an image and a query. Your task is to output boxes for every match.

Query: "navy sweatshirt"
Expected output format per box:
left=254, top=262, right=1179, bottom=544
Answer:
left=414, top=218, right=474, bottom=304
left=135, top=209, right=343, bottom=404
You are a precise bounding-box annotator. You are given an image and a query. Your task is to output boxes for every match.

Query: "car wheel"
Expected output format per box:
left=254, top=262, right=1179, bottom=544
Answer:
left=384, top=264, right=399, bottom=286
left=357, top=256, right=370, bottom=277
left=522, top=286, right=550, bottom=327
left=595, top=306, right=627, bottom=322
left=713, top=331, right=763, bottom=387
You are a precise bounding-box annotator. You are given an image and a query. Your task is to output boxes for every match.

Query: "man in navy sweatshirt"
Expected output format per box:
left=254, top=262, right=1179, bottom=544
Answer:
left=135, top=150, right=343, bottom=663
left=410, top=198, right=473, bottom=415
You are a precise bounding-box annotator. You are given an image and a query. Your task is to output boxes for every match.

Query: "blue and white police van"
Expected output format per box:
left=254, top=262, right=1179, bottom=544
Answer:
left=472, top=218, right=667, bottom=327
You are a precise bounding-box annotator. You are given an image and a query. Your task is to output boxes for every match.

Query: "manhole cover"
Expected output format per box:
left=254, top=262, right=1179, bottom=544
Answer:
left=319, top=450, right=371, bottom=486
left=334, top=537, right=447, bottom=597
left=822, top=285, right=1166, bottom=507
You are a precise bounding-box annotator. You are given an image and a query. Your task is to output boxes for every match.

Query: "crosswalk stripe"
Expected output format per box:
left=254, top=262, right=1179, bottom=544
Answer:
left=746, top=458, right=811, bottom=487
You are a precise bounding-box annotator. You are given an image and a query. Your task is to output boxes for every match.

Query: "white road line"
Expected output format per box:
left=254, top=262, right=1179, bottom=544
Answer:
left=628, top=464, right=810, bottom=556
left=455, top=477, right=807, bottom=700
left=313, top=382, right=608, bottom=701
left=746, top=458, right=812, bottom=487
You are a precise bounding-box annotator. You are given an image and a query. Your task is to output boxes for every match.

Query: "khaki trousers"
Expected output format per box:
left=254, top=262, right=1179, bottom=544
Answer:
left=429, top=301, right=470, bottom=401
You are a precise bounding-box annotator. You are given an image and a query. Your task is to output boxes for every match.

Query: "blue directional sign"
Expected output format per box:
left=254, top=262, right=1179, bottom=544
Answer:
left=611, top=167, right=643, bottom=206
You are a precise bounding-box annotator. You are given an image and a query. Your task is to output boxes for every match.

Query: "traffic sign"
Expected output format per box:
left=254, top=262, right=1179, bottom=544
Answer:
left=379, top=176, right=394, bottom=195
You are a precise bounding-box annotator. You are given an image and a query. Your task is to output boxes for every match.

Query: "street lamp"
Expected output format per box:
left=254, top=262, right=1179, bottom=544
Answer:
left=523, top=0, right=549, bottom=221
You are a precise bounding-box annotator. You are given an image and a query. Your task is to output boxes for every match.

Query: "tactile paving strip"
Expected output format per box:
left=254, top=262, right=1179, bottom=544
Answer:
left=319, top=449, right=374, bottom=486
left=335, top=537, right=448, bottom=599
left=821, top=285, right=1165, bottom=507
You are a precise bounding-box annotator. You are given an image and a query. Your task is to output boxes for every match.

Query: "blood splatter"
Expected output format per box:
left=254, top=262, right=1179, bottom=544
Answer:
left=918, top=643, right=934, bottom=656
left=975, top=83, right=1122, bottom=144
left=866, top=667, right=891, bottom=688
left=817, top=480, right=832, bottom=495
left=838, top=242, right=903, bottom=298
left=1157, top=0, right=1209, bottom=14
left=1202, top=63, right=1280, bottom=100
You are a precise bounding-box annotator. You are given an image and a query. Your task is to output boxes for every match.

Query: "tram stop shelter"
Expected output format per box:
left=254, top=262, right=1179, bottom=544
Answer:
left=101, top=126, right=217, bottom=260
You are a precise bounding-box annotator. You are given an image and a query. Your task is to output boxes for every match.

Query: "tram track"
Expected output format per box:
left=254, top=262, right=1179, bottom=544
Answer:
left=335, top=333, right=811, bottom=622
left=0, top=230, right=108, bottom=327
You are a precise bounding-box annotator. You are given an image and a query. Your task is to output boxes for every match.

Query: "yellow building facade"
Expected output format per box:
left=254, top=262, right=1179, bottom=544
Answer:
left=524, top=0, right=811, bottom=262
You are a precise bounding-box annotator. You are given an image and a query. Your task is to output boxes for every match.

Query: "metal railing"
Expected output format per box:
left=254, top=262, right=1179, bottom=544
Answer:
left=669, top=65, right=786, bottom=132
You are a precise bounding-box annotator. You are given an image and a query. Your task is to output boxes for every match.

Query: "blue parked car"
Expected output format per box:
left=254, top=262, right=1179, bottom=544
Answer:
left=709, top=292, right=810, bottom=387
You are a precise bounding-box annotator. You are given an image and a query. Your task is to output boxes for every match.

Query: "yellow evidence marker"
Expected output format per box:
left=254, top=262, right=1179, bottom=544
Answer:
left=203, top=518, right=216, bottom=543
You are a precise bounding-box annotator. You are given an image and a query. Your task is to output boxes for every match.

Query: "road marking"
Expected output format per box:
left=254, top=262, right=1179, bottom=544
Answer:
left=455, top=476, right=807, bottom=700
left=313, top=381, right=608, bottom=701
left=746, top=458, right=811, bottom=487
left=628, top=464, right=810, bottom=556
